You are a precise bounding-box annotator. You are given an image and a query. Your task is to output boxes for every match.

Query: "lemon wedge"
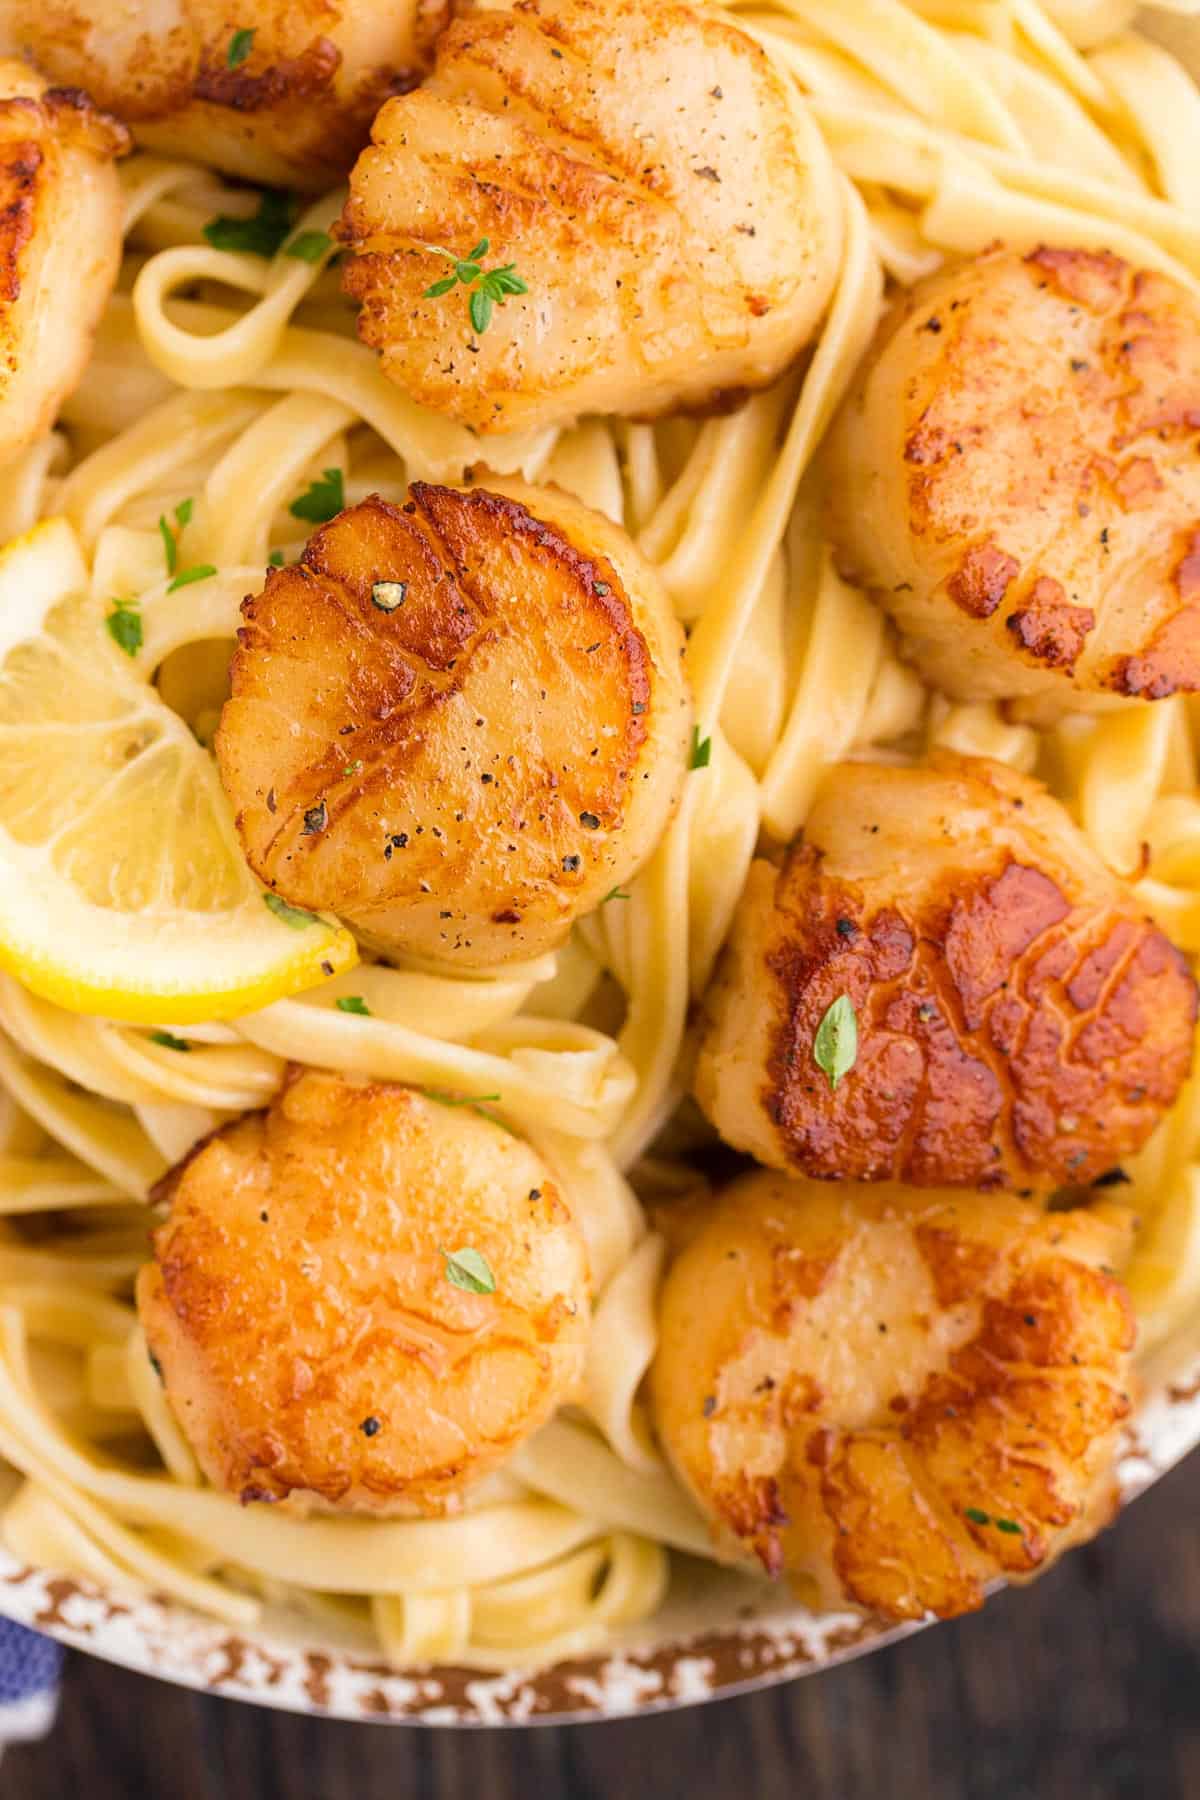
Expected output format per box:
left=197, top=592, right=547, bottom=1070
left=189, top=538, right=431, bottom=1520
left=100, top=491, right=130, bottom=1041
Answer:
left=0, top=518, right=356, bottom=1023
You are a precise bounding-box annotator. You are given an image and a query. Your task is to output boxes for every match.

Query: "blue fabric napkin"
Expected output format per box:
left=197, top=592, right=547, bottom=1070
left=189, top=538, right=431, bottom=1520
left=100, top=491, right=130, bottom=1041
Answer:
left=0, top=1617, right=62, bottom=1756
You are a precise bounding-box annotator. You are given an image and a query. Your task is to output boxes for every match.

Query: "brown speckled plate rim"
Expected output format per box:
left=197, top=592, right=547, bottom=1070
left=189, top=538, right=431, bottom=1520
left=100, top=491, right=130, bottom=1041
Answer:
left=0, top=1320, right=1196, bottom=1726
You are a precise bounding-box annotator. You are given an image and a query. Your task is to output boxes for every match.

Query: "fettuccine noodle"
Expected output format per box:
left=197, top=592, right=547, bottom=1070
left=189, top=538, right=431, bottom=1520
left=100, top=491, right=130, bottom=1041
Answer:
left=3, top=0, right=1200, bottom=1668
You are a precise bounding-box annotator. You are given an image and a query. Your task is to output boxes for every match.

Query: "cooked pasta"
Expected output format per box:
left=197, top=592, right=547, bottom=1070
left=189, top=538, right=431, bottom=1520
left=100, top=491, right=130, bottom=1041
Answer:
left=0, top=0, right=1199, bottom=1665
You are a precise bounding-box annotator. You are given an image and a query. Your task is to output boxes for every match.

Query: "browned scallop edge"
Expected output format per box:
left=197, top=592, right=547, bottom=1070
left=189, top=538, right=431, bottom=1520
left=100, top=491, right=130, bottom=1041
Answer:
left=0, top=136, right=40, bottom=311
left=0, top=90, right=128, bottom=325
left=193, top=37, right=343, bottom=113
left=0, top=91, right=129, bottom=321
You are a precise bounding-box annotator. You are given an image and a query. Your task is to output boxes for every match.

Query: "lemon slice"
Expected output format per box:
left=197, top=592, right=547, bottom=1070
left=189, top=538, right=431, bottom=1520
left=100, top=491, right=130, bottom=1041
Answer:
left=0, top=518, right=357, bottom=1023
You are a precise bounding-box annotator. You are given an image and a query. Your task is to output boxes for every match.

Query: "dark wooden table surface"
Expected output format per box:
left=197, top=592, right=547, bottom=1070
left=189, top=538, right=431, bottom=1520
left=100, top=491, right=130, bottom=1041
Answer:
left=4, top=1450, right=1198, bottom=1800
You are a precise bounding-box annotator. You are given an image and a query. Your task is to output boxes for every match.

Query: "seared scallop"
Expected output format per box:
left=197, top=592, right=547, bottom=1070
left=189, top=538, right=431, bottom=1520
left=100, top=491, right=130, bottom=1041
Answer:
left=1, top=0, right=447, bottom=189
left=336, top=0, right=841, bottom=434
left=825, top=245, right=1200, bottom=710
left=0, top=61, right=126, bottom=462
left=215, top=479, right=691, bottom=968
left=650, top=1170, right=1136, bottom=1621
left=694, top=754, right=1196, bottom=1191
left=136, top=1066, right=591, bottom=1514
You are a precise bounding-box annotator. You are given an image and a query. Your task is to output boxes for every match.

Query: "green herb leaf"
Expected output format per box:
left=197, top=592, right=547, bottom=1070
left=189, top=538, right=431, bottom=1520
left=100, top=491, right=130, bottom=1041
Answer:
left=371, top=580, right=407, bottom=612
left=422, top=240, right=526, bottom=336
left=203, top=189, right=295, bottom=259
left=690, top=727, right=712, bottom=770
left=813, top=994, right=858, bottom=1091
left=285, top=229, right=333, bottom=265
left=158, top=514, right=178, bottom=576
left=174, top=497, right=193, bottom=528
left=343, top=759, right=363, bottom=777
left=168, top=563, right=217, bottom=592
left=336, top=995, right=371, bottom=1016
left=424, top=1090, right=502, bottom=1107
left=227, top=26, right=255, bottom=67
left=150, top=1030, right=191, bottom=1052
left=964, top=1507, right=991, bottom=1526
left=263, top=892, right=319, bottom=929
left=105, top=601, right=142, bottom=657
left=289, top=466, right=344, bottom=523
left=268, top=549, right=285, bottom=567
left=422, top=1088, right=514, bottom=1133
left=441, top=1245, right=497, bottom=1295
left=994, top=1518, right=1023, bottom=1534
left=602, top=886, right=631, bottom=903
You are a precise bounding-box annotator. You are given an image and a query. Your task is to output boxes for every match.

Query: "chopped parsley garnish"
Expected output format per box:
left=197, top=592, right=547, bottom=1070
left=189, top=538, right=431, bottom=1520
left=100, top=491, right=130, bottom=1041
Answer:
left=168, top=563, right=217, bottom=593
left=602, top=886, right=631, bottom=903
left=159, top=500, right=197, bottom=579
left=690, top=727, right=712, bottom=770
left=268, top=549, right=285, bottom=567
left=424, top=1090, right=502, bottom=1107
left=336, top=995, right=371, bottom=1016
left=227, top=27, right=255, bottom=67
left=343, top=759, right=363, bottom=777
left=813, top=994, right=857, bottom=1092
left=964, top=1507, right=1023, bottom=1534
left=285, top=230, right=334, bottom=265
left=150, top=1030, right=191, bottom=1052
left=423, top=237, right=528, bottom=336
left=440, top=1245, right=497, bottom=1295
left=105, top=599, right=142, bottom=657
left=289, top=467, right=344, bottom=523
left=263, top=892, right=319, bottom=929
left=371, top=581, right=407, bottom=612
left=422, top=1088, right=514, bottom=1133
left=203, top=189, right=295, bottom=259
left=158, top=513, right=178, bottom=576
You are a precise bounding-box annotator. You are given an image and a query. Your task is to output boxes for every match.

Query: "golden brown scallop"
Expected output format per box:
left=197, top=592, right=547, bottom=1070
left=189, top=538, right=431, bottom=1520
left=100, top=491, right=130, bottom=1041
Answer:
left=136, top=1066, right=591, bottom=1514
left=694, top=753, right=1197, bottom=1192
left=1, top=0, right=447, bottom=190
left=824, top=245, right=1200, bottom=712
left=215, top=479, right=691, bottom=968
left=650, top=1170, right=1137, bottom=1621
left=0, top=61, right=126, bottom=463
left=336, top=0, right=841, bottom=434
